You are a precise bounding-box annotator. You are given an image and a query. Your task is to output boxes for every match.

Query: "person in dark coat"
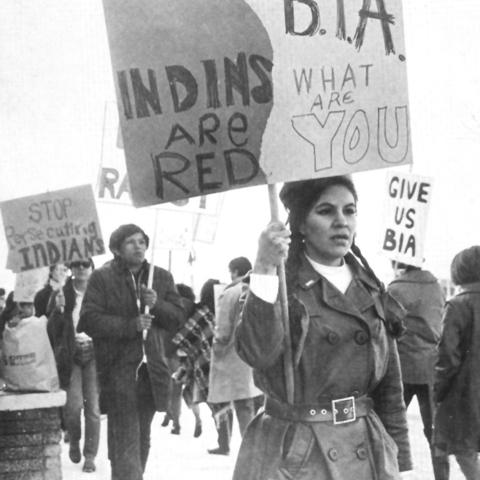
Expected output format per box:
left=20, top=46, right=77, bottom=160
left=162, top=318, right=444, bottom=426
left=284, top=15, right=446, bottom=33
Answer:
left=434, top=246, right=480, bottom=480
left=388, top=262, right=448, bottom=480
left=78, top=224, right=185, bottom=480
left=47, top=258, right=100, bottom=473
left=233, top=175, right=413, bottom=480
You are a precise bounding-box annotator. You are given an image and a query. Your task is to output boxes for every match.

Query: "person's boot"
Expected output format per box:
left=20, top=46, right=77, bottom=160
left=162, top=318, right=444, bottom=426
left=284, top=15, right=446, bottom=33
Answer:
left=193, top=422, right=202, bottom=438
left=208, top=417, right=230, bottom=455
left=83, top=456, right=96, bottom=473
left=69, top=441, right=81, bottom=464
left=161, top=413, right=170, bottom=427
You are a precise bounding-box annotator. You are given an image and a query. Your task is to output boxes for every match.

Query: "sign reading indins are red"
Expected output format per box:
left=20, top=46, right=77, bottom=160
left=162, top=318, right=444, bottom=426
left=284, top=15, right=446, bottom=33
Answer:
left=0, top=185, right=105, bottom=272
left=104, top=0, right=411, bottom=208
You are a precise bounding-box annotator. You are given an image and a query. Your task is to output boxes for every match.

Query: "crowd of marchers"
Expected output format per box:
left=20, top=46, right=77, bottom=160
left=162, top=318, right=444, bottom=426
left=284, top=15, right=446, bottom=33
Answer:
left=1, top=176, right=480, bottom=480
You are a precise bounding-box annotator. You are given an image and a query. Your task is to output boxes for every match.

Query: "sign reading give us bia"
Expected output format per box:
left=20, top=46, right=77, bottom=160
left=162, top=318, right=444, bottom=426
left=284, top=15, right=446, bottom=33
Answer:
left=103, top=0, right=412, bottom=207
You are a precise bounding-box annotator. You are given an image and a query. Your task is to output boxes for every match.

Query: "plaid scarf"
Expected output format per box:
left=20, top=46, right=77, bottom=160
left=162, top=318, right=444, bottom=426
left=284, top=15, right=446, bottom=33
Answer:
left=172, top=305, right=215, bottom=404
left=172, top=304, right=232, bottom=419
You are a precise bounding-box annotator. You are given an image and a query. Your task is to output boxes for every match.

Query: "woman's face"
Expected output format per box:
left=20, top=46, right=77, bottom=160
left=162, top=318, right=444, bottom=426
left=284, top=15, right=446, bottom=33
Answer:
left=300, top=185, right=357, bottom=266
left=51, top=264, right=69, bottom=284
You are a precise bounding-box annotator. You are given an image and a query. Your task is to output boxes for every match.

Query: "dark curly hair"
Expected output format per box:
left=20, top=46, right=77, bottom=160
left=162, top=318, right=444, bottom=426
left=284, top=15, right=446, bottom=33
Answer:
left=279, top=175, right=382, bottom=292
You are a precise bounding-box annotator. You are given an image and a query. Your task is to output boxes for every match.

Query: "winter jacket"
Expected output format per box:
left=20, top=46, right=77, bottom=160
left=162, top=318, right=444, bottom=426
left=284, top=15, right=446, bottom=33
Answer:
left=78, top=257, right=185, bottom=413
left=47, top=278, right=82, bottom=389
left=208, top=279, right=262, bottom=403
left=388, top=269, right=445, bottom=384
left=233, top=253, right=412, bottom=480
left=34, top=284, right=54, bottom=318
left=434, top=283, right=480, bottom=454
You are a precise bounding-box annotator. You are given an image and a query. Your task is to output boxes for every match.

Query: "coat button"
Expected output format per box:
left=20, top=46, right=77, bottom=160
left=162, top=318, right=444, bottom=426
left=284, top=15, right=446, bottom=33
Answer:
left=327, top=332, right=339, bottom=345
left=355, top=331, right=369, bottom=345
left=356, top=447, right=368, bottom=460
left=310, top=409, right=316, bottom=416
left=328, top=448, right=338, bottom=462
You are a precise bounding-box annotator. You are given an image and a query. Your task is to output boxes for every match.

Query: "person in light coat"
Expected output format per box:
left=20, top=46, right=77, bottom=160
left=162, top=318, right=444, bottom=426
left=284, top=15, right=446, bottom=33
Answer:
left=233, top=175, right=413, bottom=480
left=208, top=257, right=263, bottom=455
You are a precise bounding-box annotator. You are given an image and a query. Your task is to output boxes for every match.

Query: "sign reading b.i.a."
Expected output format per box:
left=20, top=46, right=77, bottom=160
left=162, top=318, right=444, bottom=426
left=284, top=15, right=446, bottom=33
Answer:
left=103, top=0, right=412, bottom=207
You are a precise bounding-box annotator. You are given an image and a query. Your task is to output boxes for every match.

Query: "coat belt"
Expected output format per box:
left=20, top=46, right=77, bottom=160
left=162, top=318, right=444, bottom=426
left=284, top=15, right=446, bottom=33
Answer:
left=265, top=395, right=373, bottom=424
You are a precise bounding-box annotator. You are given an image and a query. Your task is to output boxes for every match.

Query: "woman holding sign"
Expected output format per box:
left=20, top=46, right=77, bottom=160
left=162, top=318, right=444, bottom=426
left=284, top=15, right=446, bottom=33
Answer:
left=233, top=176, right=413, bottom=480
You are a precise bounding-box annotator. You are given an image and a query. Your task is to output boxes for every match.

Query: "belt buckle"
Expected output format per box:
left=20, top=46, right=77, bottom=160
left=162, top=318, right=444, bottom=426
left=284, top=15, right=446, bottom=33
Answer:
left=332, top=396, right=356, bottom=425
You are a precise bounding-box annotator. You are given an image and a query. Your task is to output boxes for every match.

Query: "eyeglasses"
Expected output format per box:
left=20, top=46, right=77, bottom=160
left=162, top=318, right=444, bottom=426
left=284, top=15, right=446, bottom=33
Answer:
left=70, top=261, right=92, bottom=269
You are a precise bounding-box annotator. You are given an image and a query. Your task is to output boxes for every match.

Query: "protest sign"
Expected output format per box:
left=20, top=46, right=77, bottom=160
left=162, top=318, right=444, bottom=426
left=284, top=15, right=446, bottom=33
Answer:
left=1, top=185, right=105, bottom=272
left=97, top=101, right=224, bottom=215
left=154, top=210, right=192, bottom=251
left=102, top=0, right=412, bottom=207
left=380, top=171, right=433, bottom=267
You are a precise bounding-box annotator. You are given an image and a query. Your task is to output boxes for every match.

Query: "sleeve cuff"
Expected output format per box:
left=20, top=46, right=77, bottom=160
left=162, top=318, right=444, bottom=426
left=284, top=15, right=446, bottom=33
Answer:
left=249, top=273, right=279, bottom=304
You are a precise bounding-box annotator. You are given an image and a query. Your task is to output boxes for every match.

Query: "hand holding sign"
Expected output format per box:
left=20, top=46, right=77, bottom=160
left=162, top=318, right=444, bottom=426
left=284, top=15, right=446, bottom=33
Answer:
left=254, top=221, right=291, bottom=274
left=55, top=290, right=66, bottom=313
left=140, top=285, right=157, bottom=310
left=136, top=313, right=153, bottom=332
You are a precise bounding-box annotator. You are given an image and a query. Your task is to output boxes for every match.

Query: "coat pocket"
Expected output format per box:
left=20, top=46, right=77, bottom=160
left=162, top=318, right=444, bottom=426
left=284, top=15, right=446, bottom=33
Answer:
left=278, top=423, right=314, bottom=480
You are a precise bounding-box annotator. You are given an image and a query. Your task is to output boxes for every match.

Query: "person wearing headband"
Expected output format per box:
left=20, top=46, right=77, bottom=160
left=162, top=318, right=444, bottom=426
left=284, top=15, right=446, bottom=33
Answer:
left=233, top=175, right=413, bottom=480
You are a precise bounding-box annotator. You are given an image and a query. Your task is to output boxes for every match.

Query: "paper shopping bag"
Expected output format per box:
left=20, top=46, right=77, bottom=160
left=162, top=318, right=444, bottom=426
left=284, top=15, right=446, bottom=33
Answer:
left=1, top=315, right=60, bottom=392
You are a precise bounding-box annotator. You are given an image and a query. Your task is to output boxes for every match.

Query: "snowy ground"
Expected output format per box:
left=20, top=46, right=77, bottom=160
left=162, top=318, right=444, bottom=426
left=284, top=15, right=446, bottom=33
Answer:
left=61, top=400, right=464, bottom=480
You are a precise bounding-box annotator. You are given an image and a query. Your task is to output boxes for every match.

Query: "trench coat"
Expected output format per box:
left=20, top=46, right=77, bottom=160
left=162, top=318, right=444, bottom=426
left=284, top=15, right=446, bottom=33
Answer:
left=388, top=269, right=445, bottom=384
left=208, top=279, right=262, bottom=403
left=434, top=283, right=480, bottom=454
left=78, top=257, right=185, bottom=414
left=233, top=253, right=412, bottom=480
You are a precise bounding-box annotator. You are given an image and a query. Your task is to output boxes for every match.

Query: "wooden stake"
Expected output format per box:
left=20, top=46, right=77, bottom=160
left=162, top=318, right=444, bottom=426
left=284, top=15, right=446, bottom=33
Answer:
left=268, top=184, right=295, bottom=404
left=144, top=209, right=159, bottom=343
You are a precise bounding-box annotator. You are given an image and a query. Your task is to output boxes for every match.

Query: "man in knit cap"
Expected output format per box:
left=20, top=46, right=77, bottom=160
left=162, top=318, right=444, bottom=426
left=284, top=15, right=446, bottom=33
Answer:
left=78, top=224, right=185, bottom=480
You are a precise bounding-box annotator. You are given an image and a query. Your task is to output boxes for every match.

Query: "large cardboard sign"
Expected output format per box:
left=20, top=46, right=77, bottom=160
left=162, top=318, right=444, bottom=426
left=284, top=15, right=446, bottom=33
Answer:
left=97, top=101, right=224, bottom=215
left=103, top=0, right=411, bottom=207
left=1, top=185, right=105, bottom=272
left=380, top=171, right=433, bottom=267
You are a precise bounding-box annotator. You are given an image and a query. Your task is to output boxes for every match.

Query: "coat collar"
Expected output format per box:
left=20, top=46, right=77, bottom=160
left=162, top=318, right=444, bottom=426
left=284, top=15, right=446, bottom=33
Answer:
left=389, top=269, right=438, bottom=285
left=296, top=251, right=380, bottom=292
left=458, top=282, right=480, bottom=295
left=295, top=252, right=380, bottom=319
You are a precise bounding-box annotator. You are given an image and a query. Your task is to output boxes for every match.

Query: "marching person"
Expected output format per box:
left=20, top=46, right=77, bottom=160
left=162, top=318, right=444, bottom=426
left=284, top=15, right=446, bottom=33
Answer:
left=207, top=257, right=263, bottom=455
left=387, top=261, right=449, bottom=480
left=47, top=258, right=100, bottom=473
left=233, top=175, right=413, bottom=479
left=434, top=246, right=480, bottom=479
left=78, top=224, right=185, bottom=480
